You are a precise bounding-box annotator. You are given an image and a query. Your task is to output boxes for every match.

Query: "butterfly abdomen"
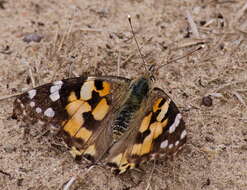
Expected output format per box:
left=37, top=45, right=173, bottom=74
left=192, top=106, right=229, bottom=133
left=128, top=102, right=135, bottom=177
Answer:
left=112, top=77, right=150, bottom=139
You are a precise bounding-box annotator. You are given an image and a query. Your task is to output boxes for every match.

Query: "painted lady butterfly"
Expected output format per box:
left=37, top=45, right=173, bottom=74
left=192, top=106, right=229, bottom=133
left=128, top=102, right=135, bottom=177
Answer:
left=12, top=18, right=187, bottom=174
left=13, top=72, right=187, bottom=173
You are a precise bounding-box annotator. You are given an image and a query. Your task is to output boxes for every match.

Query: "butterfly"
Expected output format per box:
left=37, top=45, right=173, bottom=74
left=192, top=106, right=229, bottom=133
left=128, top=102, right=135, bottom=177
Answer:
left=12, top=68, right=187, bottom=174
left=13, top=15, right=186, bottom=174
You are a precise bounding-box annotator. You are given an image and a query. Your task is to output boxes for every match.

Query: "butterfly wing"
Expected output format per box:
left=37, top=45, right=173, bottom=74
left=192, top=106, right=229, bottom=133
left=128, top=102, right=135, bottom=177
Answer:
left=106, top=87, right=187, bottom=174
left=13, top=76, right=131, bottom=161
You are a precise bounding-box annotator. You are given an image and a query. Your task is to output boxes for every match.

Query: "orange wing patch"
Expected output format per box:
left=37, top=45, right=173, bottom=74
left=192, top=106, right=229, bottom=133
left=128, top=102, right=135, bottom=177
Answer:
left=92, top=98, right=109, bottom=120
left=137, top=98, right=171, bottom=156
left=62, top=79, right=112, bottom=159
left=80, top=80, right=111, bottom=100
left=64, top=100, right=91, bottom=137
left=107, top=98, right=172, bottom=173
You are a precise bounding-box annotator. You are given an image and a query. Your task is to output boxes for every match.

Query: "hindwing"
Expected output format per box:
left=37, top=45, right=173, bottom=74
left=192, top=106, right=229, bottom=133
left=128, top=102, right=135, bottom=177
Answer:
left=106, top=88, right=187, bottom=174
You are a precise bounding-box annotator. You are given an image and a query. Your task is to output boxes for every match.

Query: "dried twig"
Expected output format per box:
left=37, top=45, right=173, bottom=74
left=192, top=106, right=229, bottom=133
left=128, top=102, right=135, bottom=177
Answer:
left=57, top=20, right=74, bottom=53
left=28, top=66, right=35, bottom=88
left=145, top=161, right=156, bottom=190
left=71, top=71, right=79, bottom=77
left=208, top=92, right=224, bottom=98
left=121, top=53, right=136, bottom=66
left=185, top=10, right=200, bottom=38
left=117, top=51, right=121, bottom=76
left=62, top=164, right=96, bottom=190
left=203, top=19, right=216, bottom=27
left=232, top=91, right=246, bottom=106
left=80, top=28, right=110, bottom=33
left=235, top=89, right=247, bottom=92
left=0, top=169, right=11, bottom=178
left=0, top=92, right=22, bottom=101
left=171, top=38, right=209, bottom=50
left=63, top=176, right=76, bottom=190
left=51, top=20, right=74, bottom=81
left=213, top=80, right=247, bottom=92
left=235, top=2, right=247, bottom=22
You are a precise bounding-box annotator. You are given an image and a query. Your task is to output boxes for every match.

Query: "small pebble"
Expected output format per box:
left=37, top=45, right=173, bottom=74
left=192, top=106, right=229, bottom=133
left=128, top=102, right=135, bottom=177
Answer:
left=202, top=95, right=213, bottom=107
left=23, top=33, right=43, bottom=43
left=4, top=145, right=17, bottom=153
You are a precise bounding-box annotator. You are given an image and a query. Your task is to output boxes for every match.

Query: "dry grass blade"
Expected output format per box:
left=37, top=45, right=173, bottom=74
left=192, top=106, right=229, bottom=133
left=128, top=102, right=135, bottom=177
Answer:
left=62, top=176, right=77, bottom=190
left=185, top=10, right=200, bottom=38
left=117, top=51, right=121, bottom=76
left=0, top=93, right=22, bottom=101
left=235, top=2, right=247, bottom=22
left=28, top=66, right=35, bottom=88
left=145, top=161, right=156, bottom=190
left=171, top=38, right=209, bottom=50
left=232, top=91, right=246, bottom=107
left=80, top=28, right=110, bottom=33
left=213, top=80, right=247, bottom=92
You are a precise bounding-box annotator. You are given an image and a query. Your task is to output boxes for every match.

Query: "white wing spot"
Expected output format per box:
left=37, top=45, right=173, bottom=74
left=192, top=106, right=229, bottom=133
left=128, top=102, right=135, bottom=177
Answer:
left=50, top=82, right=63, bottom=94
left=44, top=108, right=55, bottom=117
left=49, top=91, right=60, bottom=102
left=168, top=144, right=174, bottom=149
left=30, top=101, right=35, bottom=107
left=160, top=140, right=168, bottom=149
left=53, top=80, right=63, bottom=85
left=180, top=130, right=187, bottom=139
left=175, top=140, right=180, bottom=146
left=169, top=113, right=182, bottom=134
left=28, top=89, right=36, bottom=99
left=50, top=85, right=61, bottom=94
left=80, top=80, right=94, bottom=100
left=35, top=107, right=42, bottom=113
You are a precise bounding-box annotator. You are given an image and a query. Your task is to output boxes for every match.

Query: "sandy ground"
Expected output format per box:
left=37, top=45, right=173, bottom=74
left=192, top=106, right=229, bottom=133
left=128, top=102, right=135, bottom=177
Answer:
left=0, top=0, right=247, bottom=189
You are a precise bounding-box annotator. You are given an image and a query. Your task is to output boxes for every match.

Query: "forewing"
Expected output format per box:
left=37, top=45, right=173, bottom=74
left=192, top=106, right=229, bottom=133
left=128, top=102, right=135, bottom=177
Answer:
left=13, top=76, right=130, bottom=161
left=106, top=87, right=187, bottom=174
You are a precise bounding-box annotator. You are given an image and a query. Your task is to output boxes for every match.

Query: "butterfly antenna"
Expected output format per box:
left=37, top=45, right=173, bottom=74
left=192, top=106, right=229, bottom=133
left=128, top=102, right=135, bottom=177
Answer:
left=128, top=15, right=148, bottom=72
left=157, top=45, right=204, bottom=70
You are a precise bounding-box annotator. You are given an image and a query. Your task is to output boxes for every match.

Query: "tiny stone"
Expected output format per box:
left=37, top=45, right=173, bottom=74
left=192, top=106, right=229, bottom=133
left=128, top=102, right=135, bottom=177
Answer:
left=37, top=22, right=45, bottom=26
left=23, top=33, right=43, bottom=43
left=241, top=129, right=247, bottom=136
left=202, top=96, right=213, bottom=107
left=4, top=145, right=17, bottom=153
left=0, top=0, right=6, bottom=9
left=205, top=136, right=214, bottom=142
left=26, top=76, right=31, bottom=84
left=19, top=167, right=29, bottom=173
left=17, top=178, right=24, bottom=186
left=217, top=13, right=224, bottom=19
left=200, top=20, right=206, bottom=26
left=240, top=145, right=247, bottom=151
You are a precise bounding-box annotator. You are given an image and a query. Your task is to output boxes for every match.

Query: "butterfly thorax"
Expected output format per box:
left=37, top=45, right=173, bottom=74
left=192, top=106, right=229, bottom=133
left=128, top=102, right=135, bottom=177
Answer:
left=112, top=77, right=150, bottom=140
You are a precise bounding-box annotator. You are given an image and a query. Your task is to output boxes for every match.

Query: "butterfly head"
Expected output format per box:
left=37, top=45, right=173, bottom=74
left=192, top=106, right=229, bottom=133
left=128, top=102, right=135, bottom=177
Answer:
left=130, top=76, right=150, bottom=98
